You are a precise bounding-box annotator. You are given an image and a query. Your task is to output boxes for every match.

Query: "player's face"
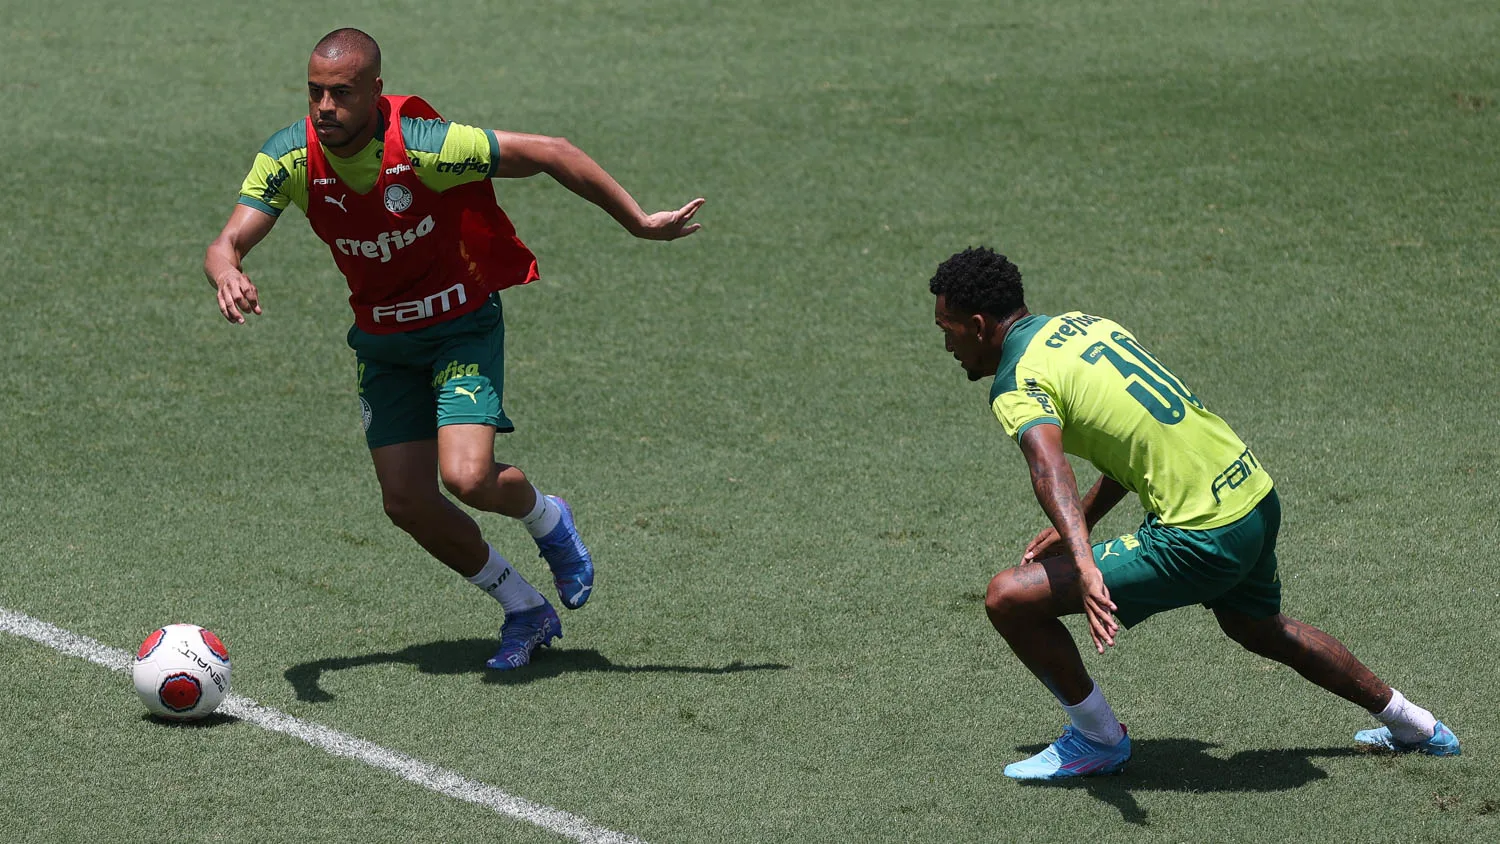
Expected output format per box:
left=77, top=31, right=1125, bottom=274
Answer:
left=307, top=53, right=382, bottom=153
left=935, top=295, right=997, bottom=381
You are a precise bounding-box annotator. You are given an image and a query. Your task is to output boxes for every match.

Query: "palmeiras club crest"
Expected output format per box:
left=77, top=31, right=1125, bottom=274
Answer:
left=383, top=184, right=414, bottom=213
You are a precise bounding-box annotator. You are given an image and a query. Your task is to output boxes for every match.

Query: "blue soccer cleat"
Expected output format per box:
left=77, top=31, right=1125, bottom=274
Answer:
left=535, top=496, right=594, bottom=610
left=486, top=601, right=561, bottom=671
left=1005, top=726, right=1132, bottom=780
left=1354, top=721, right=1461, bottom=756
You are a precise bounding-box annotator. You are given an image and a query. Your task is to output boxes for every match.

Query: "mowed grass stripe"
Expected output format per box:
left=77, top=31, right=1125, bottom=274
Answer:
left=0, top=607, right=645, bottom=844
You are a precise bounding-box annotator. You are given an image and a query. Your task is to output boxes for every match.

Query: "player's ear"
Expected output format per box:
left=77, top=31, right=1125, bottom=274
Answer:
left=971, top=312, right=993, bottom=343
left=372, top=76, right=384, bottom=99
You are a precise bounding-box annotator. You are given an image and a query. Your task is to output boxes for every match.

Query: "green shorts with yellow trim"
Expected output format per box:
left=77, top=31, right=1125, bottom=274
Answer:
left=347, top=293, right=514, bottom=449
left=1094, top=489, right=1282, bottom=628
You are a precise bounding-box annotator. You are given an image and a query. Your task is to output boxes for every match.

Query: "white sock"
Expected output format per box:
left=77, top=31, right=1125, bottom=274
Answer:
left=1061, top=681, right=1126, bottom=746
left=465, top=545, right=545, bottom=614
left=519, top=486, right=562, bottom=538
left=1374, top=689, right=1437, bottom=744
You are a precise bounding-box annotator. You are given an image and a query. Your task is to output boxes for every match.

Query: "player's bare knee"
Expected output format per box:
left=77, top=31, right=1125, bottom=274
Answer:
left=381, top=492, right=428, bottom=533
left=439, top=462, right=489, bottom=505
left=494, top=464, right=529, bottom=494
left=985, top=570, right=1036, bottom=628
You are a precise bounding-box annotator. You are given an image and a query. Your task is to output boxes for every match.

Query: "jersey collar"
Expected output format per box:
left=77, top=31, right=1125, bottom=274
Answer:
left=990, top=313, right=1051, bottom=402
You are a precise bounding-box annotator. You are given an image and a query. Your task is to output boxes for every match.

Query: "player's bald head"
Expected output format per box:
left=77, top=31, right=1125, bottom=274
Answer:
left=312, top=28, right=381, bottom=77
left=307, top=28, right=383, bottom=153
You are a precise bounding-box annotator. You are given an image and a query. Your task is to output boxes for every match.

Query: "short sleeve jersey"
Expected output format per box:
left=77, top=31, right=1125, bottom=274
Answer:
left=990, top=312, right=1273, bottom=530
left=236, top=116, right=500, bottom=217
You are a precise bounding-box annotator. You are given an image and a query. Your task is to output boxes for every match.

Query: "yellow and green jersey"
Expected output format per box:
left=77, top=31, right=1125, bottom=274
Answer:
left=237, top=116, right=499, bottom=217
left=990, top=312, right=1273, bottom=530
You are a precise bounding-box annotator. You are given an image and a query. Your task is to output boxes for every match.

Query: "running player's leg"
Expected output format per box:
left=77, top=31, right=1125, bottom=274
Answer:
left=355, top=309, right=559, bottom=668
left=373, top=439, right=544, bottom=605
left=356, top=346, right=499, bottom=577
left=430, top=298, right=594, bottom=609
left=373, top=438, right=558, bottom=669
left=372, top=438, right=489, bottom=574
left=435, top=422, right=537, bottom=519
left=986, top=555, right=1132, bottom=779
left=437, top=423, right=593, bottom=609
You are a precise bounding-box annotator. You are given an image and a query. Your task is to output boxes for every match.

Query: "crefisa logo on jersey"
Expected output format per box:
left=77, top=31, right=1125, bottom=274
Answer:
left=1023, top=377, right=1056, bottom=415
left=384, top=184, right=414, bottom=213
left=334, top=215, right=437, bottom=263
left=435, top=157, right=487, bottom=176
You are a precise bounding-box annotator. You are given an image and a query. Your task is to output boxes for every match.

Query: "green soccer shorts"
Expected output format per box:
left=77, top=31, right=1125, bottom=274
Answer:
left=347, top=293, right=514, bottom=449
left=1093, top=489, right=1283, bottom=628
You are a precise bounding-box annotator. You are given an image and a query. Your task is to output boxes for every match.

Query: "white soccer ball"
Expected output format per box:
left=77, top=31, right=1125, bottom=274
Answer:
left=132, top=623, right=232, bottom=720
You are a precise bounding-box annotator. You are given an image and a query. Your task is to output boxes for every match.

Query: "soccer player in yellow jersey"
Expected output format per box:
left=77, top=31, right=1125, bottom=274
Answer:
left=204, top=29, right=704, bottom=670
left=929, top=247, right=1459, bottom=779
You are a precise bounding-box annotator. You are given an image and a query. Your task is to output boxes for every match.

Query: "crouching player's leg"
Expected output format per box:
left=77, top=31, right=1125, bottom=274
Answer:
left=1214, top=610, right=1459, bottom=755
left=984, top=554, right=1132, bottom=780
left=984, top=506, right=1288, bottom=781
left=1203, top=491, right=1458, bottom=755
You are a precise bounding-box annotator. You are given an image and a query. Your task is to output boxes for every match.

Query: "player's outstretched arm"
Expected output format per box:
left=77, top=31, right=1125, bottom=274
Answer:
left=1018, top=423, right=1119, bottom=653
left=490, top=130, right=704, bottom=241
left=205, top=205, right=278, bottom=324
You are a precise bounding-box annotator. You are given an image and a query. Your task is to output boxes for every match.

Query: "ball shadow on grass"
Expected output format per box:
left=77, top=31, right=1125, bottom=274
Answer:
left=140, top=711, right=238, bottom=729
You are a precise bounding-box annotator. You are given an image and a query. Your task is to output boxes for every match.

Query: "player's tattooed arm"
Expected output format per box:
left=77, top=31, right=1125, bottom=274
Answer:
left=1019, top=426, right=1092, bottom=570
left=1024, top=473, right=1129, bottom=562
left=1019, top=423, right=1119, bottom=652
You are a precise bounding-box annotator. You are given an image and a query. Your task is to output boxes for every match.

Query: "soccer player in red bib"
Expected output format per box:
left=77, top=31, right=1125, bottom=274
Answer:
left=204, top=28, right=704, bottom=670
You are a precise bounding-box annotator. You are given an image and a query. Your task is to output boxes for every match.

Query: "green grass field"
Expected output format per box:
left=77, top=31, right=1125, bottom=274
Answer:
left=2, top=0, right=1497, bottom=841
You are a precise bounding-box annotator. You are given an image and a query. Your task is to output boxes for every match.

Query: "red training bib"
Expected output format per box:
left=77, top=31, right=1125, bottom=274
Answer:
left=305, top=95, right=538, bottom=334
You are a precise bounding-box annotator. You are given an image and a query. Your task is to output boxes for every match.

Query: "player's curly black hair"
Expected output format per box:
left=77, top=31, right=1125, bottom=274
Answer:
left=928, top=246, right=1025, bottom=319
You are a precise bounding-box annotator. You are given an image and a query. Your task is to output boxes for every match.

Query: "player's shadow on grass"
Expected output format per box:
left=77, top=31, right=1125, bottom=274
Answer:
left=285, top=639, right=789, bottom=701
left=1016, top=738, right=1370, bottom=825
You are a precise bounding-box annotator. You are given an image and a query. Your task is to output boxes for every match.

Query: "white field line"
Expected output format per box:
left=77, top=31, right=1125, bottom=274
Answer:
left=0, top=607, right=645, bottom=844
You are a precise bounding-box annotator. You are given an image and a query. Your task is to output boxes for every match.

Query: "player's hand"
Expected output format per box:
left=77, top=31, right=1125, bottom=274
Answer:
left=1078, top=564, right=1118, bottom=654
left=215, top=271, right=262, bottom=324
left=632, top=197, right=705, bottom=241
left=1023, top=527, right=1063, bottom=562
